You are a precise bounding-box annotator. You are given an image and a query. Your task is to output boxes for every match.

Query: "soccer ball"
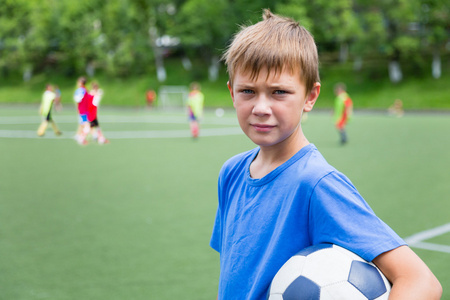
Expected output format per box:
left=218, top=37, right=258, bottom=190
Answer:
left=267, top=243, right=391, bottom=300
left=215, top=108, right=225, bottom=117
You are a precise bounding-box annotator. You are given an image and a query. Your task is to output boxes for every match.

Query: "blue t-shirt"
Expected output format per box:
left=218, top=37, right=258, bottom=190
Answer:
left=210, top=144, right=404, bottom=300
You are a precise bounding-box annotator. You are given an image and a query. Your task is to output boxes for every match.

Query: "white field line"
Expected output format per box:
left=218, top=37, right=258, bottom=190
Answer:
left=0, top=115, right=239, bottom=125
left=0, top=115, right=242, bottom=139
left=99, top=127, right=243, bottom=139
left=407, top=242, right=450, bottom=253
left=0, top=127, right=243, bottom=139
left=404, top=223, right=450, bottom=253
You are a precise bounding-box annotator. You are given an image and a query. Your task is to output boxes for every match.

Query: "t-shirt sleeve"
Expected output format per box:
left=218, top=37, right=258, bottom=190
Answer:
left=210, top=166, right=226, bottom=253
left=73, top=88, right=86, bottom=103
left=308, top=171, right=405, bottom=261
left=210, top=206, right=222, bottom=253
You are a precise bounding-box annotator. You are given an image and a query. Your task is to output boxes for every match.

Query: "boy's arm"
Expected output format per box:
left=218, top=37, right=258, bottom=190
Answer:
left=373, top=245, right=442, bottom=300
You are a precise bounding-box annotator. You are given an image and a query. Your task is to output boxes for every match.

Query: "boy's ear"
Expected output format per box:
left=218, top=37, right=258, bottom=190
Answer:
left=227, top=81, right=236, bottom=107
left=303, top=82, right=320, bottom=112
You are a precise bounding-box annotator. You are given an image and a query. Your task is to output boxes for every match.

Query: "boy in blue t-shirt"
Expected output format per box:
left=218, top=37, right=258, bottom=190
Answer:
left=210, top=10, right=441, bottom=300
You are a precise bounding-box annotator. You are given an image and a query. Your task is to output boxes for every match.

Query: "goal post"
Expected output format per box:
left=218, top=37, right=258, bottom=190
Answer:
left=158, top=85, right=189, bottom=110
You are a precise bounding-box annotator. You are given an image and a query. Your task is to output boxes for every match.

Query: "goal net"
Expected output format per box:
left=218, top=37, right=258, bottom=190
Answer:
left=158, top=85, right=189, bottom=110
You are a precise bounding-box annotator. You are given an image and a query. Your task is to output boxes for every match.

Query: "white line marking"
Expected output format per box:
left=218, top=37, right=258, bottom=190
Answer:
left=0, top=115, right=239, bottom=125
left=106, top=127, right=243, bottom=139
left=0, top=127, right=243, bottom=139
left=404, top=223, right=450, bottom=254
left=0, top=114, right=242, bottom=139
left=404, top=223, right=450, bottom=244
left=408, top=242, right=450, bottom=254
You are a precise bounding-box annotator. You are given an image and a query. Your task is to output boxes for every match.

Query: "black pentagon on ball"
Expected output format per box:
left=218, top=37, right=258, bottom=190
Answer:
left=348, top=260, right=387, bottom=300
left=283, top=276, right=320, bottom=300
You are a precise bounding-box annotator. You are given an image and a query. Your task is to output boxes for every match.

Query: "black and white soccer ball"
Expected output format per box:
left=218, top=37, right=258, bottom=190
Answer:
left=267, top=243, right=391, bottom=300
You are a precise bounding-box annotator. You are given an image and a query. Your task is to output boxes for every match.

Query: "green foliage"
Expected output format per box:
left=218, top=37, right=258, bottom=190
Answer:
left=0, top=0, right=448, bottom=81
left=421, top=0, right=449, bottom=49
left=352, top=0, right=448, bottom=71
left=308, top=0, right=360, bottom=44
left=0, top=0, right=32, bottom=74
left=174, top=0, right=228, bottom=50
left=0, top=57, right=448, bottom=110
left=275, top=1, right=312, bottom=30
left=351, top=7, right=387, bottom=57
left=317, top=61, right=450, bottom=109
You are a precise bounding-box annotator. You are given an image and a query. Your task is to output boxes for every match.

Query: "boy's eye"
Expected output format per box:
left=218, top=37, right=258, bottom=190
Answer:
left=274, top=90, right=287, bottom=95
left=241, top=89, right=254, bottom=94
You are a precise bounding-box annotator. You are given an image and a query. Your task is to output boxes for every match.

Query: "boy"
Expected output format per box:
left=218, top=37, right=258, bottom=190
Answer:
left=37, top=84, right=62, bottom=137
left=146, top=88, right=157, bottom=108
left=88, top=82, right=109, bottom=144
left=187, top=82, right=204, bottom=138
left=210, top=10, right=442, bottom=300
left=333, top=83, right=353, bottom=144
left=73, top=76, right=93, bottom=145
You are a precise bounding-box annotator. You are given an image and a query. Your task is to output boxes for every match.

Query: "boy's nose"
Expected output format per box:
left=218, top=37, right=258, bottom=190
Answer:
left=252, top=96, right=271, bottom=116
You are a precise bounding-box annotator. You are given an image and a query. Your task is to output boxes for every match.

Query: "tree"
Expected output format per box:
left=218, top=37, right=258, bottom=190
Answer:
left=0, top=0, right=446, bottom=82
left=306, top=0, right=361, bottom=63
left=350, top=3, right=388, bottom=73
left=275, top=0, right=313, bottom=31
left=353, top=0, right=424, bottom=82
left=170, top=0, right=230, bottom=81
left=171, top=0, right=276, bottom=81
left=0, top=0, right=35, bottom=79
left=419, top=0, right=449, bottom=78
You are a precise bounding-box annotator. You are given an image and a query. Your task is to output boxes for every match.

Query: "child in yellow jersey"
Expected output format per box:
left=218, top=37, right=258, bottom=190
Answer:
left=187, top=82, right=204, bottom=138
left=37, top=84, right=62, bottom=137
left=334, top=83, right=353, bottom=144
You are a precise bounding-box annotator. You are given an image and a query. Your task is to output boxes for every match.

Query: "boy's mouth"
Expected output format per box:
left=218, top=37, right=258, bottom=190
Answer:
left=251, top=123, right=275, bottom=132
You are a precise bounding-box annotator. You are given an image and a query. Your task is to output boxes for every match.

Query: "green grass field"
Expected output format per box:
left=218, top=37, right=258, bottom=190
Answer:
left=1, top=105, right=449, bottom=299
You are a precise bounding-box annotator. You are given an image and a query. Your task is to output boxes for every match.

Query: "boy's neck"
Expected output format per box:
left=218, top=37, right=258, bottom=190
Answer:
left=250, top=133, right=309, bottom=179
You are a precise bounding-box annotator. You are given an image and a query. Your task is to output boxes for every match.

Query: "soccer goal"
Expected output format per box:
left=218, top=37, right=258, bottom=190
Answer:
left=158, top=85, right=189, bottom=111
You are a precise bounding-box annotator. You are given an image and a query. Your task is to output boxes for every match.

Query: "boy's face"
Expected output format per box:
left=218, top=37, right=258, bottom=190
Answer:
left=228, top=67, right=319, bottom=149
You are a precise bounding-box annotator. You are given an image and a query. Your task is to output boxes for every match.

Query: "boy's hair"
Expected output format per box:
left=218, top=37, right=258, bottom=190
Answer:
left=223, top=9, right=320, bottom=93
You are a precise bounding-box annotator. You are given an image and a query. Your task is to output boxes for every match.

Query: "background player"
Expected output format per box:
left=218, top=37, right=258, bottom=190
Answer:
left=146, top=88, right=157, bottom=108
left=88, top=82, right=109, bottom=144
left=73, top=77, right=93, bottom=145
left=37, top=84, right=62, bottom=137
left=187, top=82, right=204, bottom=138
left=333, top=82, right=353, bottom=144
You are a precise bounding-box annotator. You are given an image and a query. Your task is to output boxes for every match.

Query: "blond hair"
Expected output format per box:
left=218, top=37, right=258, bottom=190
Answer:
left=223, top=9, right=319, bottom=93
